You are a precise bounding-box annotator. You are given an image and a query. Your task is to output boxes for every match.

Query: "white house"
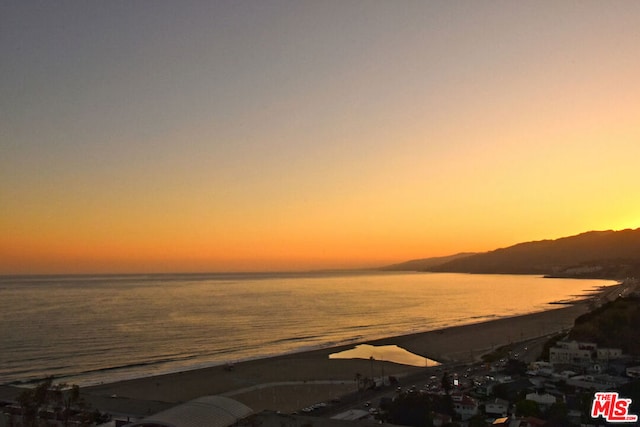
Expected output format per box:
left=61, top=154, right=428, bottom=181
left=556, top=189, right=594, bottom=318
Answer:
left=451, top=394, right=478, bottom=420
left=549, top=341, right=595, bottom=365
left=549, top=341, right=622, bottom=367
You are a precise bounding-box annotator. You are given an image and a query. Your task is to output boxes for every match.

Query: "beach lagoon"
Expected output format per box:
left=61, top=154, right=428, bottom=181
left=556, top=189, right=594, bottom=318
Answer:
left=329, top=344, right=440, bottom=367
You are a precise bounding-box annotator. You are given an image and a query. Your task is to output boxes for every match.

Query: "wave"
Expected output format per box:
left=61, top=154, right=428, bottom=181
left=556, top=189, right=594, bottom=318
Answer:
left=267, top=334, right=322, bottom=345
left=468, top=314, right=500, bottom=320
left=76, top=357, right=194, bottom=376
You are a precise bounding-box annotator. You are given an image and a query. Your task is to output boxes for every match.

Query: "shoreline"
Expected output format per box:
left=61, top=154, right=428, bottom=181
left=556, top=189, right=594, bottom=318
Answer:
left=79, top=301, right=596, bottom=415
left=2, top=281, right=627, bottom=417
left=3, top=276, right=614, bottom=390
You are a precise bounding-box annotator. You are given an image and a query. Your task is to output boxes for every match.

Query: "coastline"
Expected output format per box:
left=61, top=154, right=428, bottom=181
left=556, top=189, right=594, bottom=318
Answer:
left=80, top=299, right=598, bottom=416
left=1, top=281, right=626, bottom=417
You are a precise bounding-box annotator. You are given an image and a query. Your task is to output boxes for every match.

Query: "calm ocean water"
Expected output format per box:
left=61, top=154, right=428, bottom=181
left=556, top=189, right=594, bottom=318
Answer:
left=0, top=271, right=614, bottom=387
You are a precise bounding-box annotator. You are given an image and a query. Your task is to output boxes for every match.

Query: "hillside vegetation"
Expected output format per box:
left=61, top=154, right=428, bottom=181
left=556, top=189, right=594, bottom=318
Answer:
left=568, top=294, right=640, bottom=356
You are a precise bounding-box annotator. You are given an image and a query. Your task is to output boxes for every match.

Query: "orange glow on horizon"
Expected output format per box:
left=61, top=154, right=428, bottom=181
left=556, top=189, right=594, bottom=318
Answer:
left=2, top=2, right=640, bottom=275
left=3, top=219, right=639, bottom=275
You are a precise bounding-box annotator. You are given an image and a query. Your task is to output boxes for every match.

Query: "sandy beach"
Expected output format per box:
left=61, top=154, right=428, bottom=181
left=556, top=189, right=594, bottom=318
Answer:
left=79, top=298, right=600, bottom=416
left=1, top=282, right=624, bottom=418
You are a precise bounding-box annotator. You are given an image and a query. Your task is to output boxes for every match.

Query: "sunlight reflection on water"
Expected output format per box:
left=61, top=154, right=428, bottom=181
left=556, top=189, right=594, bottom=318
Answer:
left=329, top=344, right=440, bottom=367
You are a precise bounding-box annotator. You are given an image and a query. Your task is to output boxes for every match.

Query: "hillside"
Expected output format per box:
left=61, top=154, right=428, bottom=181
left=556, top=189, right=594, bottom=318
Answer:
left=569, top=293, right=640, bottom=356
left=380, top=253, right=476, bottom=271
left=428, top=228, right=640, bottom=278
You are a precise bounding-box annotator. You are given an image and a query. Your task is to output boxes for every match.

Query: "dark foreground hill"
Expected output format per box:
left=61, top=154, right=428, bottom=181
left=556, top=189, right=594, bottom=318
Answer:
left=428, top=228, right=640, bottom=278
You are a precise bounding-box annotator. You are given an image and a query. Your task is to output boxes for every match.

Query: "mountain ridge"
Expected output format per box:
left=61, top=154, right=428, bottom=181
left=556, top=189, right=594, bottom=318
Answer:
left=380, top=253, right=476, bottom=271
left=386, top=228, right=640, bottom=279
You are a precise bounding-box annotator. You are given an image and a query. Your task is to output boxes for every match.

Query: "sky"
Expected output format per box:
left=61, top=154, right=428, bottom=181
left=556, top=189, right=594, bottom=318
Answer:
left=1, top=1, right=639, bottom=274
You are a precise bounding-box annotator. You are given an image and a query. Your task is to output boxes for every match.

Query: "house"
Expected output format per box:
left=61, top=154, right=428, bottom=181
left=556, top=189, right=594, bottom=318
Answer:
left=451, top=393, right=478, bottom=420
left=493, top=378, right=535, bottom=402
left=525, top=391, right=556, bottom=411
left=485, top=398, right=510, bottom=417
left=475, top=378, right=499, bottom=396
left=566, top=374, right=629, bottom=390
left=549, top=340, right=623, bottom=368
left=549, top=341, right=596, bottom=366
left=597, top=347, right=622, bottom=361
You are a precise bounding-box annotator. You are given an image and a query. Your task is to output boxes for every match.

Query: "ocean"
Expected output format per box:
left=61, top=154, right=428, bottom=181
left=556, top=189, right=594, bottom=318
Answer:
left=0, top=271, right=614, bottom=387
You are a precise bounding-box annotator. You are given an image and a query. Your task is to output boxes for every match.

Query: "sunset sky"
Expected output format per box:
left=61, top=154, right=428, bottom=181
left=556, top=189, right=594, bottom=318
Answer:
left=2, top=1, right=639, bottom=274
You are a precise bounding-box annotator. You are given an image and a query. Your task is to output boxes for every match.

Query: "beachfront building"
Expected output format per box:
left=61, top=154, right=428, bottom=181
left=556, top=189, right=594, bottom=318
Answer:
left=124, top=395, right=253, bottom=427
left=548, top=340, right=623, bottom=367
